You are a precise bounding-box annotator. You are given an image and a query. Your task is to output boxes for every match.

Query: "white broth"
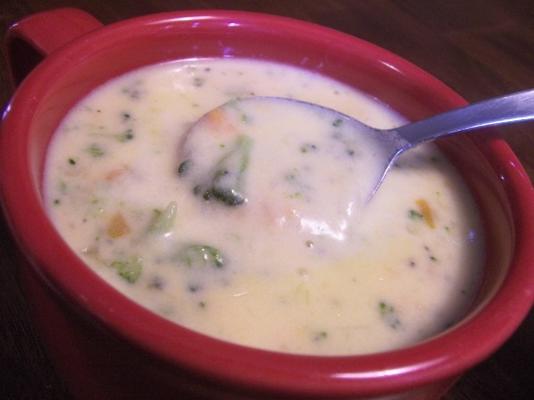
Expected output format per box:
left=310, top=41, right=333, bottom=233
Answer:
left=45, top=58, right=484, bottom=355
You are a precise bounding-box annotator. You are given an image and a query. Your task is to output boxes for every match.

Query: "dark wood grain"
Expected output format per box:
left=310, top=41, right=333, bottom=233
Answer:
left=1, top=1, right=533, bottom=399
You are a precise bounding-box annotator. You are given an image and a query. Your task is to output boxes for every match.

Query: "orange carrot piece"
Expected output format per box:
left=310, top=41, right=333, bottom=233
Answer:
left=107, top=212, right=131, bottom=238
left=416, top=199, right=435, bottom=229
left=204, top=108, right=238, bottom=135
left=105, top=167, right=128, bottom=181
left=207, top=108, right=226, bottom=126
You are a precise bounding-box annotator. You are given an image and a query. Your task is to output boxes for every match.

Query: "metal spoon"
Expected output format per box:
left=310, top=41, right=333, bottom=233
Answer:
left=360, top=88, right=534, bottom=197
left=258, top=89, right=534, bottom=200
left=180, top=90, right=534, bottom=207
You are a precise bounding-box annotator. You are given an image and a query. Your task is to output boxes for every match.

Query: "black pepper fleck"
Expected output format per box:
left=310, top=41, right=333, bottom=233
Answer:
left=188, top=283, right=202, bottom=293
left=148, top=276, right=165, bottom=290
left=332, top=118, right=343, bottom=127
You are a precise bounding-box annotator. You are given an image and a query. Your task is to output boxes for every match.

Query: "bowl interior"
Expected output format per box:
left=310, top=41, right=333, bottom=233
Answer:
left=1, top=10, right=530, bottom=397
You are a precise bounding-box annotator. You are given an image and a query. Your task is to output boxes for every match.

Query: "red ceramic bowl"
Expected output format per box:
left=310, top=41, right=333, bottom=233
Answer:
left=1, top=8, right=533, bottom=400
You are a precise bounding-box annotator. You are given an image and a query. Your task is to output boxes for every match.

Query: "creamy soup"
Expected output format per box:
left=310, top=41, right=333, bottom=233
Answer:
left=45, top=58, right=484, bottom=355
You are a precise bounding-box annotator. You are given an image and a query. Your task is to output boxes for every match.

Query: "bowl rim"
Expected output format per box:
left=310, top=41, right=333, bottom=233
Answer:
left=1, top=9, right=534, bottom=397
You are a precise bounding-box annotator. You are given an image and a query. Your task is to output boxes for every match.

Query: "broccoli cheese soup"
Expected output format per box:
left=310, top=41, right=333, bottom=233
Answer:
left=45, top=58, right=484, bottom=355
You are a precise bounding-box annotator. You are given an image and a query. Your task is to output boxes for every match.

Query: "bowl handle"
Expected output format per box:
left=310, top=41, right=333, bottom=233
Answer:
left=5, top=8, right=103, bottom=88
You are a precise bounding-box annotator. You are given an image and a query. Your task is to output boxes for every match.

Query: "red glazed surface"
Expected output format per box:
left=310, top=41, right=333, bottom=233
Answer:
left=1, top=8, right=533, bottom=399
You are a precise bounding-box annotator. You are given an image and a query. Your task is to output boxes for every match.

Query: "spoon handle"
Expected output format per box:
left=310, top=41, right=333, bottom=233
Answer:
left=394, top=89, right=534, bottom=147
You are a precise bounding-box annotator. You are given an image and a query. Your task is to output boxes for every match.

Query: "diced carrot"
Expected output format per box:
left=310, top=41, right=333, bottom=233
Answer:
left=107, top=212, right=131, bottom=238
left=207, top=108, right=226, bottom=126
left=260, top=200, right=298, bottom=228
left=416, top=198, right=435, bottom=229
left=204, top=108, right=236, bottom=135
left=105, top=167, right=128, bottom=181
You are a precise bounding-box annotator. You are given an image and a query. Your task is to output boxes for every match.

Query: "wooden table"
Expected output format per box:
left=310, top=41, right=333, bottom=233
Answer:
left=1, top=1, right=533, bottom=399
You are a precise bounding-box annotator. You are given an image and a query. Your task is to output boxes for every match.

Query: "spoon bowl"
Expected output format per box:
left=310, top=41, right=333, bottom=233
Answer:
left=178, top=96, right=399, bottom=243
left=180, top=90, right=534, bottom=206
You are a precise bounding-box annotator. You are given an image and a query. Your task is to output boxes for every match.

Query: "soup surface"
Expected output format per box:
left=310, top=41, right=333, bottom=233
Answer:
left=45, top=58, right=484, bottom=355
